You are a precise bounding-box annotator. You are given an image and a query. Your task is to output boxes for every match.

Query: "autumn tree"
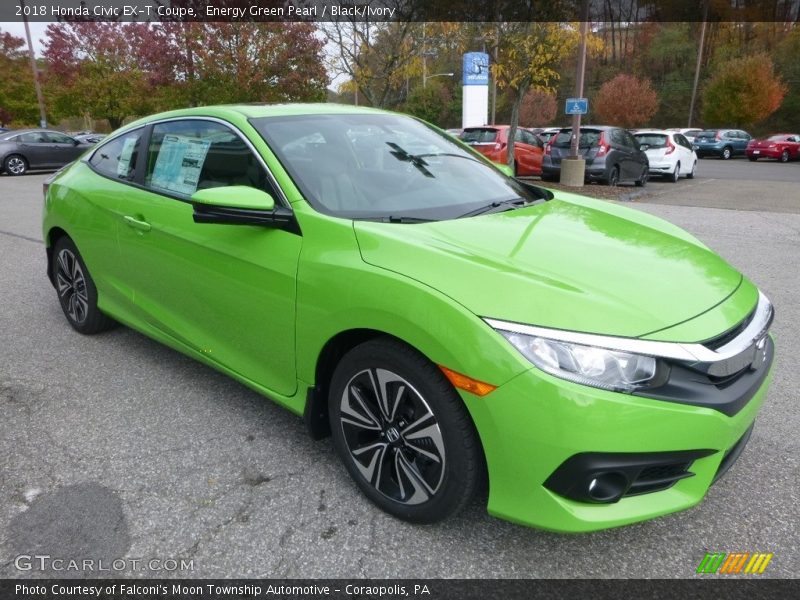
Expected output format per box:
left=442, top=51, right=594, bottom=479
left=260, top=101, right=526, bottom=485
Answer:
left=323, top=20, right=422, bottom=108
left=519, top=89, right=557, bottom=126
left=43, top=22, right=162, bottom=128
left=702, top=53, right=786, bottom=128
left=492, top=21, right=581, bottom=166
left=176, top=23, right=327, bottom=105
left=594, top=74, right=658, bottom=128
left=0, top=29, right=39, bottom=126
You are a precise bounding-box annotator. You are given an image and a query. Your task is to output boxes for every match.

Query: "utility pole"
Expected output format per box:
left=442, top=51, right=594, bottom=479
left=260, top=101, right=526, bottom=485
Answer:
left=561, top=0, right=590, bottom=187
left=688, top=1, right=709, bottom=127
left=569, top=3, right=590, bottom=159
left=20, top=0, right=47, bottom=128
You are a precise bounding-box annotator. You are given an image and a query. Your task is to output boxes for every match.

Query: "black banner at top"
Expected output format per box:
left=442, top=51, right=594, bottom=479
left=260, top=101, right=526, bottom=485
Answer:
left=3, top=0, right=800, bottom=22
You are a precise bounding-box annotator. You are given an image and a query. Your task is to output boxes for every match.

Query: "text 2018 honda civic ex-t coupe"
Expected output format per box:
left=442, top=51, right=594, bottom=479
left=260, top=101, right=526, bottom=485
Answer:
left=43, top=104, right=774, bottom=532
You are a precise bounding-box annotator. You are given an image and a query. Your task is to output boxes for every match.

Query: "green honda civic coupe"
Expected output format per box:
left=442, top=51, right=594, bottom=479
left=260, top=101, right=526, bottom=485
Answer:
left=43, top=104, right=774, bottom=532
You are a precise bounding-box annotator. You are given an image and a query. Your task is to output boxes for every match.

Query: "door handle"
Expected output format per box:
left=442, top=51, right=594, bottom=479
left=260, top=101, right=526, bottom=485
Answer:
left=123, top=215, right=151, bottom=232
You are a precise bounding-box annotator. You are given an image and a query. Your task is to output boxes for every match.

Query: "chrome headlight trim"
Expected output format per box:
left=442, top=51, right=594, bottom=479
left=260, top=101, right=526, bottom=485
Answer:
left=485, top=291, right=773, bottom=375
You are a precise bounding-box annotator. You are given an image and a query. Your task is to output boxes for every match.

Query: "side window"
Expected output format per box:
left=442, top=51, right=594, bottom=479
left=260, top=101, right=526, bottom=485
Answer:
left=610, top=129, right=625, bottom=147
left=18, top=132, right=46, bottom=143
left=45, top=132, right=75, bottom=144
left=145, top=120, right=273, bottom=199
left=624, top=131, right=638, bottom=149
left=89, top=129, right=143, bottom=180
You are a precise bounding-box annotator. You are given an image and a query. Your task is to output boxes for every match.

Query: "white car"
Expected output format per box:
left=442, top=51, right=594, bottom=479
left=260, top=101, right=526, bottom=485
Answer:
left=634, top=129, right=698, bottom=182
left=667, top=127, right=704, bottom=144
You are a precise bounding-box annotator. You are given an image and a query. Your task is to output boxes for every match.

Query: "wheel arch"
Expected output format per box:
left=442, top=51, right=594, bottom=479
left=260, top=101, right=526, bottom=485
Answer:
left=304, top=327, right=386, bottom=440
left=45, top=226, right=70, bottom=286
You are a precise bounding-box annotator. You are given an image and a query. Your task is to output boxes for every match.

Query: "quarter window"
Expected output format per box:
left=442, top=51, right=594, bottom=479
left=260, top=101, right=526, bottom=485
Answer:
left=88, top=129, right=143, bottom=180
left=144, top=120, right=272, bottom=198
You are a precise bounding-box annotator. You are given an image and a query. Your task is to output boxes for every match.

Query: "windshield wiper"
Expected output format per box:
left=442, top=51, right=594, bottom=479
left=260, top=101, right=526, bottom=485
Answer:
left=456, top=197, right=540, bottom=219
left=385, top=143, right=434, bottom=178
left=358, top=215, right=434, bottom=223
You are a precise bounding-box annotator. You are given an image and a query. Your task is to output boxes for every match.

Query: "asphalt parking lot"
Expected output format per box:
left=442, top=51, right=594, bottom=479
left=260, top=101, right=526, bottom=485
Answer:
left=1, top=159, right=799, bottom=579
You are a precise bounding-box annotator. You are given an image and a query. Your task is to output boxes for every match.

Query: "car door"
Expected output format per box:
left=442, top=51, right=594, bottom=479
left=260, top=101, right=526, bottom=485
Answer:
left=43, top=131, right=84, bottom=166
left=674, top=134, right=694, bottom=173
left=16, top=132, right=51, bottom=168
left=114, top=118, right=302, bottom=396
left=736, top=131, right=751, bottom=155
left=517, top=129, right=543, bottom=176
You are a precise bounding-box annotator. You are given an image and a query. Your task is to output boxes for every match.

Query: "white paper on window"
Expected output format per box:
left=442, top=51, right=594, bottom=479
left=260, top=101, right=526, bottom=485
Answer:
left=116, top=137, right=138, bottom=177
left=151, top=134, right=211, bottom=195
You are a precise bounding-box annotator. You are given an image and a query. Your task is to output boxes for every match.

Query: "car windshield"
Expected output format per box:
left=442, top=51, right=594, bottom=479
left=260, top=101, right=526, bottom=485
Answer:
left=634, top=134, right=668, bottom=148
left=251, top=113, right=546, bottom=221
left=460, top=128, right=499, bottom=143
left=553, top=129, right=601, bottom=148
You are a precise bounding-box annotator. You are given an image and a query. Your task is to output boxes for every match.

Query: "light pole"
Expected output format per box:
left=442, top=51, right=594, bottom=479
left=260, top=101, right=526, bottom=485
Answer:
left=423, top=72, right=454, bottom=88
left=20, top=0, right=47, bottom=128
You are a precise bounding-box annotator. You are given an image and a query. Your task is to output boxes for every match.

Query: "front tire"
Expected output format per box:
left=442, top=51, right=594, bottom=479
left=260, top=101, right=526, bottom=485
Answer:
left=780, top=150, right=790, bottom=163
left=3, top=154, right=28, bottom=176
left=328, top=338, right=482, bottom=523
left=52, top=237, right=116, bottom=334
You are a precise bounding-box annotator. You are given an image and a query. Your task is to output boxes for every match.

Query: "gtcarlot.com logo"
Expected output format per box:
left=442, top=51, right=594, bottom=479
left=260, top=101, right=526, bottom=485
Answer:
left=696, top=552, right=774, bottom=575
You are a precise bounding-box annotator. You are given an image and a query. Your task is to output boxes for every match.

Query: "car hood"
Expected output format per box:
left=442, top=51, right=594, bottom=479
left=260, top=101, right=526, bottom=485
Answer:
left=354, top=194, right=743, bottom=339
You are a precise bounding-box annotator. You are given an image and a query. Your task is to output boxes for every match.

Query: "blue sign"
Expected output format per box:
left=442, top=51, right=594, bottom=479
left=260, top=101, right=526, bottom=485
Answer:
left=565, top=98, right=588, bottom=115
left=463, top=52, right=489, bottom=86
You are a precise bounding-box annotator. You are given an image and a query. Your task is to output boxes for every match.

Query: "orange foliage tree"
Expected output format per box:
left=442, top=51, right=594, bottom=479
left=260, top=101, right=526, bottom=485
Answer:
left=594, top=74, right=658, bottom=128
left=519, top=89, right=557, bottom=126
left=702, top=53, right=786, bottom=127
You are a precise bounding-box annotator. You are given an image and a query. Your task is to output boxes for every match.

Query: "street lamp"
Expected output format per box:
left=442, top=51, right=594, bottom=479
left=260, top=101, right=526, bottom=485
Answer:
left=423, top=72, right=454, bottom=88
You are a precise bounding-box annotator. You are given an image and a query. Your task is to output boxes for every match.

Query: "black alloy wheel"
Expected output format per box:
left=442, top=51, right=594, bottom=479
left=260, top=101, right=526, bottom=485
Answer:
left=329, top=338, right=483, bottom=523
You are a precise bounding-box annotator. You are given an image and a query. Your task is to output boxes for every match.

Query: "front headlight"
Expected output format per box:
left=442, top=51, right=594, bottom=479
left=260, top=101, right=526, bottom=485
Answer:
left=495, top=330, right=664, bottom=393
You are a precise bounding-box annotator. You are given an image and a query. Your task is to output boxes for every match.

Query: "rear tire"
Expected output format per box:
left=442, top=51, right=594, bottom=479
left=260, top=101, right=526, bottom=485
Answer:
left=607, top=166, right=620, bottom=187
left=52, top=237, right=116, bottom=334
left=328, top=338, right=482, bottom=523
left=669, top=162, right=680, bottom=183
left=635, top=166, right=648, bottom=187
left=748, top=156, right=758, bottom=162
left=686, top=161, right=696, bottom=179
left=721, top=146, right=732, bottom=160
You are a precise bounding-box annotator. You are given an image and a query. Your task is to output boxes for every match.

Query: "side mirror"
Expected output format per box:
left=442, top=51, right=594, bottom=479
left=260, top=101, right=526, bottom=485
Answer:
left=192, top=185, right=275, bottom=211
left=494, top=162, right=515, bottom=177
left=191, top=186, right=294, bottom=229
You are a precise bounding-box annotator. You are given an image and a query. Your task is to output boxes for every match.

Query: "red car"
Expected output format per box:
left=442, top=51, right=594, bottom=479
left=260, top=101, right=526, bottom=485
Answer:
left=460, top=125, right=544, bottom=176
left=746, top=133, right=800, bottom=162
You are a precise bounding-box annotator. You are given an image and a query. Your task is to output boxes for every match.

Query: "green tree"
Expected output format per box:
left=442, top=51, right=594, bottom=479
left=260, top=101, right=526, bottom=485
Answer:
left=701, top=53, right=786, bottom=128
left=0, top=29, right=39, bottom=126
left=490, top=19, right=590, bottom=165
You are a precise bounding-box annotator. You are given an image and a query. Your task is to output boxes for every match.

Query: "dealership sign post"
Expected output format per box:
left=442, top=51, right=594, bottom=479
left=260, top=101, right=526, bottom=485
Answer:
left=462, top=52, right=489, bottom=128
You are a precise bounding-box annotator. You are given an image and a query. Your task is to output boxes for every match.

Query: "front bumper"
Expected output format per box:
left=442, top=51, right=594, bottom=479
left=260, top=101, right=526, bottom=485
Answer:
left=462, top=340, right=774, bottom=532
